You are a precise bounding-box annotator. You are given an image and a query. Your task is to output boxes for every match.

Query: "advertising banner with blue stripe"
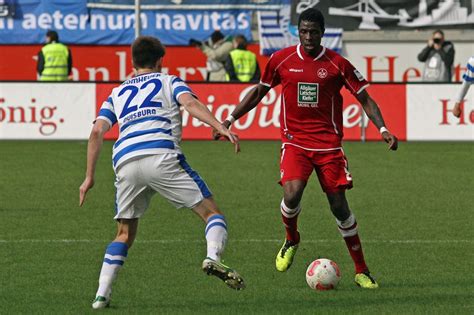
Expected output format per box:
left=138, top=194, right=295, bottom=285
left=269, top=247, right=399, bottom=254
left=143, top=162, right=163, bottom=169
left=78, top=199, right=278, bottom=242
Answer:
left=86, top=0, right=284, bottom=10
left=0, top=0, right=252, bottom=45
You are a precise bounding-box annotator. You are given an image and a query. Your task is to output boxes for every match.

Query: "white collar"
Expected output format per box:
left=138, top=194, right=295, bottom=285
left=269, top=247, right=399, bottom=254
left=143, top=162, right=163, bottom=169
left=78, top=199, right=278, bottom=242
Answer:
left=297, top=44, right=326, bottom=61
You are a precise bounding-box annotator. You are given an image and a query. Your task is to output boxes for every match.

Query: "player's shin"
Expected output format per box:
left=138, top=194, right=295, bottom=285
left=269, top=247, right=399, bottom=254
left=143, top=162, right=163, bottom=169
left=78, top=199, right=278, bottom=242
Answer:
left=336, top=213, right=368, bottom=274
left=96, top=242, right=128, bottom=298
left=205, top=214, right=227, bottom=262
left=281, top=199, right=301, bottom=244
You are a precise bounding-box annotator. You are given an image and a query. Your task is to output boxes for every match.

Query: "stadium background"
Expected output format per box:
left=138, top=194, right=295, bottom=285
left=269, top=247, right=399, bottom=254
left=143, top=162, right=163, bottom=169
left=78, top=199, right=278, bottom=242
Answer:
left=0, top=0, right=473, bottom=314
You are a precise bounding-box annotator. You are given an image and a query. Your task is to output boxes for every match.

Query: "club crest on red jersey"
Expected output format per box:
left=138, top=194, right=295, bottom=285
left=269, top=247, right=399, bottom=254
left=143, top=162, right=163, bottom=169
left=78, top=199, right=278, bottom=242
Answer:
left=317, top=68, right=328, bottom=79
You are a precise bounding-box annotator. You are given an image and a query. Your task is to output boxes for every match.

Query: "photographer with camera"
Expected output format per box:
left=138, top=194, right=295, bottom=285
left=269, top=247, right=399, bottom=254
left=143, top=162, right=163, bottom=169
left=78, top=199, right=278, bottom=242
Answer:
left=417, top=29, right=455, bottom=82
left=189, top=30, right=233, bottom=82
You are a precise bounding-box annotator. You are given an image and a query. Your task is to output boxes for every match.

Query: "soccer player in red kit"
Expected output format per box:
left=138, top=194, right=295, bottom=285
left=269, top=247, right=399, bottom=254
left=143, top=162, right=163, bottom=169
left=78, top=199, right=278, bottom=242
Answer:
left=216, top=8, right=398, bottom=289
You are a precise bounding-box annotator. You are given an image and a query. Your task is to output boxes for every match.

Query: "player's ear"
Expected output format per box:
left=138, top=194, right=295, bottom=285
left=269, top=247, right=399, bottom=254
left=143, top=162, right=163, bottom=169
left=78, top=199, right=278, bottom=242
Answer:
left=156, top=57, right=163, bottom=71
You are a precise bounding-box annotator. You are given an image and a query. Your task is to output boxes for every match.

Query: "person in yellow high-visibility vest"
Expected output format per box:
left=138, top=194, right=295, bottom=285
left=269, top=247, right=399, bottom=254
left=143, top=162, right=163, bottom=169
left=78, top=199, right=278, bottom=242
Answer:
left=225, top=35, right=261, bottom=83
left=37, top=30, right=73, bottom=81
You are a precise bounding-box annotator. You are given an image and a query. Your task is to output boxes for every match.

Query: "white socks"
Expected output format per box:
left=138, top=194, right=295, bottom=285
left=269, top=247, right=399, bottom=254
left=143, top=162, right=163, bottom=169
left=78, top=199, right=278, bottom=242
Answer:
left=96, top=242, right=128, bottom=298
left=205, top=214, right=228, bottom=262
left=336, top=213, right=358, bottom=237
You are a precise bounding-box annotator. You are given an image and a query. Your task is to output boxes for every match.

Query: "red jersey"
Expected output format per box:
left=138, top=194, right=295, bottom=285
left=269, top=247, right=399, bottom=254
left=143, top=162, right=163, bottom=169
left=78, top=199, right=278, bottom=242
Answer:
left=260, top=44, right=369, bottom=150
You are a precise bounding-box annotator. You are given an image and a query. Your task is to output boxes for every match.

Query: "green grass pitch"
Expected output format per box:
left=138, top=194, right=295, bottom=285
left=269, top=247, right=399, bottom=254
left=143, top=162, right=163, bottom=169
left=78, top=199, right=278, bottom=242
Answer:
left=0, top=140, right=473, bottom=314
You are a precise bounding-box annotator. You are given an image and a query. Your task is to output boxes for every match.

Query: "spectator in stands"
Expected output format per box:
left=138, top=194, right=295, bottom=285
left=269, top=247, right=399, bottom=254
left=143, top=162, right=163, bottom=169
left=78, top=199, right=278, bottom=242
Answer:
left=417, top=30, right=455, bottom=82
left=224, top=34, right=261, bottom=83
left=37, top=30, right=73, bottom=81
left=189, top=30, right=233, bottom=82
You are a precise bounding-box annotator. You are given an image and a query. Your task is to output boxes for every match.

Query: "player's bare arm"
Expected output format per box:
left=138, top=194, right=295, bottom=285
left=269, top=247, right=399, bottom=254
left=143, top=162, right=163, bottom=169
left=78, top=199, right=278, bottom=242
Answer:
left=356, top=90, right=398, bottom=151
left=226, top=84, right=271, bottom=128
left=79, top=119, right=110, bottom=206
left=179, top=93, right=240, bottom=153
left=212, top=84, right=271, bottom=141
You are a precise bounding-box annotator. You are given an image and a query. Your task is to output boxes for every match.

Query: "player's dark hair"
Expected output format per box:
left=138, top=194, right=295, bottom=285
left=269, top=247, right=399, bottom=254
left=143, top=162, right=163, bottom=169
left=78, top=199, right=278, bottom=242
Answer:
left=433, top=29, right=444, bottom=36
left=132, top=36, right=166, bottom=69
left=234, top=34, right=247, bottom=49
left=46, top=30, right=59, bottom=42
left=298, top=8, right=325, bottom=33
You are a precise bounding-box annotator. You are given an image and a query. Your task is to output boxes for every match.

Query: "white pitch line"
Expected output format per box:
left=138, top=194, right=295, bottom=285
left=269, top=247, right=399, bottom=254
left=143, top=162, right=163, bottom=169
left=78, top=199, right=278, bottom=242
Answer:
left=0, top=239, right=472, bottom=244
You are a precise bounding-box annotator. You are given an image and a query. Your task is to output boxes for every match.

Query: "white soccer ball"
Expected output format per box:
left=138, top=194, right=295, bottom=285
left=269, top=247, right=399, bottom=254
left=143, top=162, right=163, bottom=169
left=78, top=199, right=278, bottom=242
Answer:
left=305, top=258, right=341, bottom=291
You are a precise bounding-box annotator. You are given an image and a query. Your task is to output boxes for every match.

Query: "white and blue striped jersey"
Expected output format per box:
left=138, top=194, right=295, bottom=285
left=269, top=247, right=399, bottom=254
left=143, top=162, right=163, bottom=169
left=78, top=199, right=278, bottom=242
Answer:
left=96, top=72, right=194, bottom=171
left=462, top=56, right=474, bottom=84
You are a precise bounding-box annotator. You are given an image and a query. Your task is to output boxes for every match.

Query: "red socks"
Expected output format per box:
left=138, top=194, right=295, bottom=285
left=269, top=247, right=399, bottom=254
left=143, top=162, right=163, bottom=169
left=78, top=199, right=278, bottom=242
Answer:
left=280, top=200, right=301, bottom=244
left=337, top=213, right=368, bottom=274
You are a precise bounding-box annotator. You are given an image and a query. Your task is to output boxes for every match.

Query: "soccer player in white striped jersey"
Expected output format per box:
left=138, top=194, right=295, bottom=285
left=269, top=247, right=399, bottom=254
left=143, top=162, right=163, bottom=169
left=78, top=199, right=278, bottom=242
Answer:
left=453, top=56, right=474, bottom=118
left=79, top=36, right=245, bottom=310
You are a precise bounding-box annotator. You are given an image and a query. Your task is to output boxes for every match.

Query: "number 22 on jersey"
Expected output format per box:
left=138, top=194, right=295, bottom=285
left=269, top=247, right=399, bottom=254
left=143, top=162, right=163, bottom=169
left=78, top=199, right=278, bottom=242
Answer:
left=118, top=78, right=163, bottom=119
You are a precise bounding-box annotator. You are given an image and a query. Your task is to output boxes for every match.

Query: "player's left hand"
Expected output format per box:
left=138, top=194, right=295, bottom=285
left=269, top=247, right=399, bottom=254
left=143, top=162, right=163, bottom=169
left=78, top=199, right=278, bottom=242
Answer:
left=382, top=131, right=398, bottom=151
left=79, top=176, right=94, bottom=206
left=216, top=124, right=240, bottom=153
left=212, top=120, right=232, bottom=140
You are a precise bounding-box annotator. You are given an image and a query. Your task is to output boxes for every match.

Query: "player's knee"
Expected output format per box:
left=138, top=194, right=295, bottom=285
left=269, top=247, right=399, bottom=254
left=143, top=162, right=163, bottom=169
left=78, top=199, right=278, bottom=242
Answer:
left=283, top=181, right=305, bottom=208
left=328, top=198, right=350, bottom=220
left=283, top=194, right=301, bottom=209
left=329, top=199, right=344, bottom=212
left=192, top=197, right=223, bottom=222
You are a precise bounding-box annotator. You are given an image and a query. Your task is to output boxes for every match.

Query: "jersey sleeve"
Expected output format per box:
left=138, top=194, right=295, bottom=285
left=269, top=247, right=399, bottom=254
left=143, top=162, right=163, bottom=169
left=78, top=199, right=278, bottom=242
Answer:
left=96, top=95, right=117, bottom=127
left=171, top=76, right=197, bottom=105
left=462, top=56, right=474, bottom=85
left=260, top=53, right=281, bottom=88
left=340, top=57, right=370, bottom=95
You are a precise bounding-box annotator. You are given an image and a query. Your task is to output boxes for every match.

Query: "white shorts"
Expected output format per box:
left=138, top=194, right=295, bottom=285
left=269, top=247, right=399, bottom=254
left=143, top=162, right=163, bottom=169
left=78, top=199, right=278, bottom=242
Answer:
left=113, top=153, right=212, bottom=219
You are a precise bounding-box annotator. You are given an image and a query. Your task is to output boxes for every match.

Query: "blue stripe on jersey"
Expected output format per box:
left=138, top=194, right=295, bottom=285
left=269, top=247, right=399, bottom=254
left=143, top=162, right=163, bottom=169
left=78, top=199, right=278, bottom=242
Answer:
left=104, top=258, right=125, bottom=265
left=177, top=154, right=212, bottom=198
left=172, top=77, right=184, bottom=85
left=114, top=128, right=172, bottom=148
left=120, top=116, right=171, bottom=133
left=467, top=63, right=474, bottom=72
left=106, top=242, right=128, bottom=256
left=173, top=86, right=192, bottom=104
left=113, top=140, right=175, bottom=166
left=205, top=222, right=227, bottom=236
left=98, top=109, right=118, bottom=125
left=463, top=74, right=474, bottom=82
left=106, top=96, right=114, bottom=106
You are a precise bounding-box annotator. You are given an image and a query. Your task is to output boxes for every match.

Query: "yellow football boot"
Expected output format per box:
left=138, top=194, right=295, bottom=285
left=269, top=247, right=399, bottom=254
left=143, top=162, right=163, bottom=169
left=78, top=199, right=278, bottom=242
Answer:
left=275, top=240, right=299, bottom=272
left=355, top=271, right=379, bottom=289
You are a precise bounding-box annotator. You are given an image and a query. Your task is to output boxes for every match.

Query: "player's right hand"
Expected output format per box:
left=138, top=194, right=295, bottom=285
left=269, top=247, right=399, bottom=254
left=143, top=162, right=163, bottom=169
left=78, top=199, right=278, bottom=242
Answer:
left=79, top=176, right=95, bottom=206
left=452, top=102, right=462, bottom=118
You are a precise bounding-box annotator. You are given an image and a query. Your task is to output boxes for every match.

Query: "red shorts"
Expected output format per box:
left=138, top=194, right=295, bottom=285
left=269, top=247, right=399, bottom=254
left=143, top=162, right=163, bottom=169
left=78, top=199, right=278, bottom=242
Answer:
left=279, top=144, right=353, bottom=193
